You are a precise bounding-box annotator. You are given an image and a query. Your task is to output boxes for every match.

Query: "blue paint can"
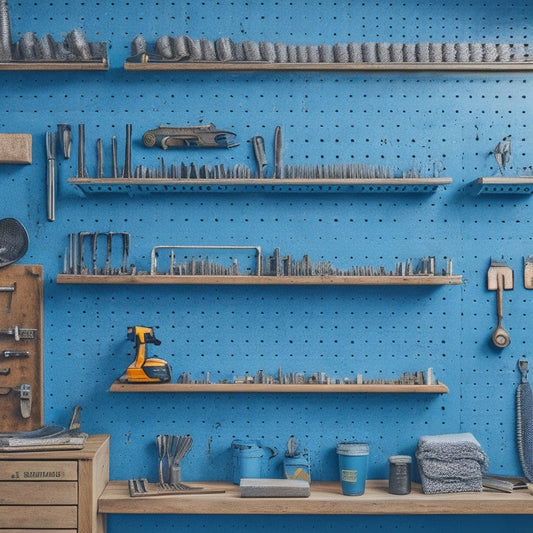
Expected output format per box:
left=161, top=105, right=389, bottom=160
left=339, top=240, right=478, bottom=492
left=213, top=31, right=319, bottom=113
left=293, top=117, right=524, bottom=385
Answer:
left=231, top=439, right=277, bottom=484
left=283, top=451, right=311, bottom=482
left=336, top=442, right=369, bottom=495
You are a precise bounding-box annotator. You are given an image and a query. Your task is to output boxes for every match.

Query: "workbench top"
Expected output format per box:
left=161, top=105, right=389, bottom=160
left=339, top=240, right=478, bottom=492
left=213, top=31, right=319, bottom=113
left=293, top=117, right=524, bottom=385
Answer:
left=98, top=479, right=533, bottom=515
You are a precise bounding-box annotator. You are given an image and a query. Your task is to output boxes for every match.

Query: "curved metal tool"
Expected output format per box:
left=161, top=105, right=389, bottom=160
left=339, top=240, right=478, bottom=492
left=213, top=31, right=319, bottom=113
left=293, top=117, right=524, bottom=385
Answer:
left=492, top=273, right=511, bottom=348
left=487, top=259, right=513, bottom=349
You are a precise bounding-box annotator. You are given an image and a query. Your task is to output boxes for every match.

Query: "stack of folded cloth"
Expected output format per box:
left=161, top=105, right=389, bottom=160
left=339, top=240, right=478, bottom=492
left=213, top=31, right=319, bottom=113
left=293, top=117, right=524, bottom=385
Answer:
left=416, top=433, right=489, bottom=494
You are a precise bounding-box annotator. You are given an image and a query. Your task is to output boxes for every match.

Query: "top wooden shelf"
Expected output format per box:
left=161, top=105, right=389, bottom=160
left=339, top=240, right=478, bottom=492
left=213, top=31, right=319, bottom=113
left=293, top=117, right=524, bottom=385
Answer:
left=98, top=479, right=533, bottom=516
left=68, top=177, right=452, bottom=195
left=123, top=61, right=533, bottom=72
left=0, top=60, right=109, bottom=71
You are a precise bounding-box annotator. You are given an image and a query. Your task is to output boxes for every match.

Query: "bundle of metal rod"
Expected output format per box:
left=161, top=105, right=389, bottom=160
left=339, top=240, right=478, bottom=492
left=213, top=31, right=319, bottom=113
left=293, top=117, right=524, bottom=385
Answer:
left=150, top=246, right=262, bottom=276
left=167, top=256, right=240, bottom=276
left=63, top=232, right=132, bottom=275
left=281, top=162, right=393, bottom=180
left=264, top=249, right=453, bottom=277
left=127, top=36, right=532, bottom=64
left=132, top=161, right=253, bottom=180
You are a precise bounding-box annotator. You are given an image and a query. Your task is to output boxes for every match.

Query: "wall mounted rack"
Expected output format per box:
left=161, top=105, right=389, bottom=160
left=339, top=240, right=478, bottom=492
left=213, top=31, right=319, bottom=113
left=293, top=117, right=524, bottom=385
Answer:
left=0, top=60, right=108, bottom=71
left=123, top=61, right=533, bottom=72
left=108, top=382, right=449, bottom=393
left=67, top=177, right=453, bottom=196
left=472, top=177, right=533, bottom=195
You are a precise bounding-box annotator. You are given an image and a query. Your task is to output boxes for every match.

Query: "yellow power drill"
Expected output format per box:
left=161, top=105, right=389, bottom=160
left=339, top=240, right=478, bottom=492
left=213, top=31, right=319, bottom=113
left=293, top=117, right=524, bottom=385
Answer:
left=125, top=326, right=172, bottom=383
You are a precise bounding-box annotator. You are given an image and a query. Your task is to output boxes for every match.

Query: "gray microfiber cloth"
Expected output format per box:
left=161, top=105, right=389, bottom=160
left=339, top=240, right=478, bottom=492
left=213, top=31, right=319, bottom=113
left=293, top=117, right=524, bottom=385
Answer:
left=416, top=433, right=489, bottom=494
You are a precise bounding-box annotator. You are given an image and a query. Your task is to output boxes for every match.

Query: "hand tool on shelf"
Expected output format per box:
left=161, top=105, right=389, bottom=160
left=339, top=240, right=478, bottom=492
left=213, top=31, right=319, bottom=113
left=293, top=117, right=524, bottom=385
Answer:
left=252, top=135, right=267, bottom=178
left=487, top=259, right=513, bottom=348
left=111, top=135, right=118, bottom=178
left=142, top=123, right=238, bottom=149
left=122, top=124, right=132, bottom=178
left=169, top=434, right=193, bottom=483
left=45, top=130, right=56, bottom=221
left=77, top=124, right=88, bottom=178
left=121, top=326, right=171, bottom=383
left=128, top=478, right=223, bottom=497
left=57, top=124, right=71, bottom=159
left=0, top=218, right=28, bottom=268
left=273, top=125, right=283, bottom=179
left=96, top=138, right=104, bottom=178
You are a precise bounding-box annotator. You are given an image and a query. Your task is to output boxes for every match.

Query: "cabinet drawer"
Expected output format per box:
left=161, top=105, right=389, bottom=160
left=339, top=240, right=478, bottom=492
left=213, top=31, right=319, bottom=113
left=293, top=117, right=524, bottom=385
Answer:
left=0, top=480, right=78, bottom=504
left=0, top=505, right=77, bottom=528
left=0, top=461, right=78, bottom=481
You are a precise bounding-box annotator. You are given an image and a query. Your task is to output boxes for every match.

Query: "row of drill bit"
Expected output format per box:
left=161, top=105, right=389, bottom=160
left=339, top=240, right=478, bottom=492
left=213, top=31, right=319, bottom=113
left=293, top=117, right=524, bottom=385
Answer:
left=177, top=368, right=438, bottom=386
left=265, top=249, right=453, bottom=277
left=128, top=35, right=531, bottom=64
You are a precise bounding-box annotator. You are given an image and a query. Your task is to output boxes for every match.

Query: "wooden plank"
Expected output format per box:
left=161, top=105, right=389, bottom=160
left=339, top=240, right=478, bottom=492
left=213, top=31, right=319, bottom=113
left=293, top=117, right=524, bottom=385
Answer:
left=0, top=481, right=77, bottom=504
left=56, top=274, right=462, bottom=286
left=109, top=382, right=449, bottom=394
left=0, top=265, right=43, bottom=431
left=123, top=61, right=533, bottom=72
left=98, top=479, right=533, bottom=515
left=0, top=505, right=77, bottom=528
left=0, top=460, right=78, bottom=481
left=0, top=134, right=31, bottom=164
left=78, top=435, right=109, bottom=533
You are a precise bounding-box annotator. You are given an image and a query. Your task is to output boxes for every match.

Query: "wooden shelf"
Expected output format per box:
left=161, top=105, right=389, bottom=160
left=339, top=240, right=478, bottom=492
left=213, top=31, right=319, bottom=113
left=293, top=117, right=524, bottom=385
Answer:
left=67, top=177, right=452, bottom=195
left=56, top=274, right=462, bottom=286
left=98, top=479, right=533, bottom=515
left=473, top=177, right=533, bottom=195
left=123, top=60, right=533, bottom=72
left=0, top=60, right=109, bottom=71
left=108, top=382, right=449, bottom=393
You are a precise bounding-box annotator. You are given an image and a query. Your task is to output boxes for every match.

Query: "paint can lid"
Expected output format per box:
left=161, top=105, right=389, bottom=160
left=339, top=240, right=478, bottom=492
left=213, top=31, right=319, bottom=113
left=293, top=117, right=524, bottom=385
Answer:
left=336, top=442, right=369, bottom=456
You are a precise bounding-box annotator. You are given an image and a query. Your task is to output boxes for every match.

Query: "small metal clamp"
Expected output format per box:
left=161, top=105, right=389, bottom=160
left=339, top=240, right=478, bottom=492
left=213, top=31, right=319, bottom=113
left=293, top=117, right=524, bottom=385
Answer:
left=14, top=383, right=31, bottom=419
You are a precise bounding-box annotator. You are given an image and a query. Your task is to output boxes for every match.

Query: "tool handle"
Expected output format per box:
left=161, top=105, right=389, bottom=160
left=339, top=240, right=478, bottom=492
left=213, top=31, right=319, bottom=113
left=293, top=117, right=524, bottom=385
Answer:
left=46, top=158, right=55, bottom=221
left=496, top=274, right=504, bottom=321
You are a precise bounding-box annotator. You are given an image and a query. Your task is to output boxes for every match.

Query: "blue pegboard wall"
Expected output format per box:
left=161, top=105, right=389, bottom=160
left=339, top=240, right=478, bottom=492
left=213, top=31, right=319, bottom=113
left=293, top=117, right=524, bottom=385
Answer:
left=1, top=0, right=533, bottom=531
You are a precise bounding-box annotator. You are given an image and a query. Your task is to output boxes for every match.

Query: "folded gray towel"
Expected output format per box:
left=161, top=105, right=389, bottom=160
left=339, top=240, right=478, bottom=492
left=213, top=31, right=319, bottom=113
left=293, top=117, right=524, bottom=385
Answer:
left=416, top=433, right=489, bottom=494
left=418, top=473, right=483, bottom=494
left=416, top=432, right=489, bottom=465
left=418, top=458, right=485, bottom=480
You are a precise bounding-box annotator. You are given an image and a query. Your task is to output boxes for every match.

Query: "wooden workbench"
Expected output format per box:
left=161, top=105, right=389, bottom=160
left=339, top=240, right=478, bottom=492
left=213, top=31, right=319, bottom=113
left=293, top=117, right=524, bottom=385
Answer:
left=98, top=479, right=533, bottom=516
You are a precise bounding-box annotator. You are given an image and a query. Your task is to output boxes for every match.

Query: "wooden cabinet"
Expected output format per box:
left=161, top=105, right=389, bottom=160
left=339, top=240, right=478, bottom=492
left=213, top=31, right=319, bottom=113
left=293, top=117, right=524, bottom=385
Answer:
left=0, top=434, right=109, bottom=533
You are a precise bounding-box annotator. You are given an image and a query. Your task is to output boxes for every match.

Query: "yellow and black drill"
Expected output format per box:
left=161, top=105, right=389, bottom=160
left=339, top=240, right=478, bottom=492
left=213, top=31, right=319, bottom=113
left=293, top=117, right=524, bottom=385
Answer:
left=124, top=326, right=172, bottom=383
